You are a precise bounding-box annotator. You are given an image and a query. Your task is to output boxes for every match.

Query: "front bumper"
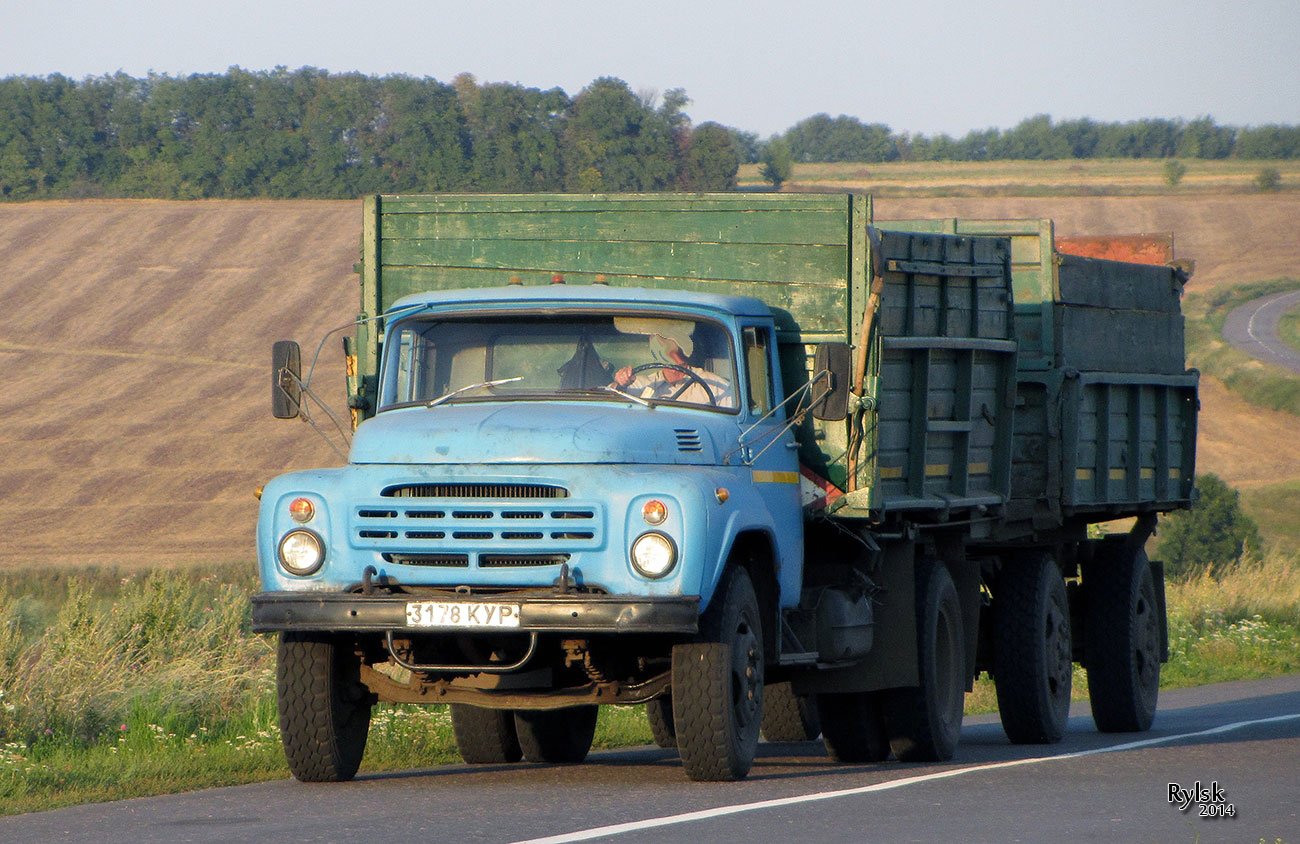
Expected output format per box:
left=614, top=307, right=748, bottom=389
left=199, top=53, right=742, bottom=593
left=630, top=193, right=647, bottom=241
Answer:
left=251, top=591, right=699, bottom=635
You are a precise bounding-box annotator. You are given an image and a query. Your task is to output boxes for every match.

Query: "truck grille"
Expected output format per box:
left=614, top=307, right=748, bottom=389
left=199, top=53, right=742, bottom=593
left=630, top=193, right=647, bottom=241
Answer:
left=382, top=483, right=567, bottom=499
left=353, top=496, right=600, bottom=569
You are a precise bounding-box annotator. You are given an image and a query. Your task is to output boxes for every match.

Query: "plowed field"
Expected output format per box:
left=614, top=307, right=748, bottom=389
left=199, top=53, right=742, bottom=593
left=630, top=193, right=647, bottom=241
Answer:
left=0, top=195, right=1295, bottom=567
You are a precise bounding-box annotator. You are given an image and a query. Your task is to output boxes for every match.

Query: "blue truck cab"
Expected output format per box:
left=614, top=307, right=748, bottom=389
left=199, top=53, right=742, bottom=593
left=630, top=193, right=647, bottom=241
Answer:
left=256, top=284, right=803, bottom=625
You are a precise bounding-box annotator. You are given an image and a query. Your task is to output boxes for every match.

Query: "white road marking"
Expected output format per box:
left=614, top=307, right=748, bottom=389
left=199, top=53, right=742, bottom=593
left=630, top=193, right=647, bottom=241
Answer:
left=1245, top=289, right=1300, bottom=355
left=511, top=712, right=1300, bottom=844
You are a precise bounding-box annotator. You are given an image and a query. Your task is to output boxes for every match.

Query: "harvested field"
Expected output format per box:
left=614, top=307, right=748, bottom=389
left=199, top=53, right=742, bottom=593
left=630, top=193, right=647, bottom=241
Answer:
left=0, top=195, right=1296, bottom=567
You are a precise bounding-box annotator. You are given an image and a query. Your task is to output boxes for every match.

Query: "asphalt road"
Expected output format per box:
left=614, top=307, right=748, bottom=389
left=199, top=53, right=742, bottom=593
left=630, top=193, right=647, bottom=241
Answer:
left=1221, top=288, right=1300, bottom=374
left=4, top=674, right=1298, bottom=844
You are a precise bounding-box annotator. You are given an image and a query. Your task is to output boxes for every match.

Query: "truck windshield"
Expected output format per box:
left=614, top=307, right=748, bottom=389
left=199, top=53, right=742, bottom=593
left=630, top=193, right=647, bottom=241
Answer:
left=378, top=313, right=738, bottom=412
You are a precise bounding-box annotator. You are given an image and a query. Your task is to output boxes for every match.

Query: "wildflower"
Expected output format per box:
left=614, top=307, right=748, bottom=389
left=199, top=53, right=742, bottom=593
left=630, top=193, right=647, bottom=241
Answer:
left=119, top=723, right=128, bottom=732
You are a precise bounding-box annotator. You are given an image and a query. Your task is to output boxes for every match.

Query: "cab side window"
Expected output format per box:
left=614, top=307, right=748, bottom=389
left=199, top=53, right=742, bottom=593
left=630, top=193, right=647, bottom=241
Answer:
left=743, top=326, right=774, bottom=416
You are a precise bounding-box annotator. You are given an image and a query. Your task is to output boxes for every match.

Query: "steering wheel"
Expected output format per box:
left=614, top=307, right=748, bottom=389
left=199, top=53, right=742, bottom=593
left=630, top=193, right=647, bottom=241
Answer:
left=627, top=363, right=717, bottom=405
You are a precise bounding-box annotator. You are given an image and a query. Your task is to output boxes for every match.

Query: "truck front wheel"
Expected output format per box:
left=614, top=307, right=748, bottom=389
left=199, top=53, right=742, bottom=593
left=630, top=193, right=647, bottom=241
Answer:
left=672, top=566, right=764, bottom=781
left=513, top=706, right=598, bottom=763
left=883, top=562, right=966, bottom=761
left=1084, top=546, right=1161, bottom=732
left=451, top=705, right=523, bottom=763
left=993, top=553, right=1072, bottom=743
left=276, top=632, right=374, bottom=782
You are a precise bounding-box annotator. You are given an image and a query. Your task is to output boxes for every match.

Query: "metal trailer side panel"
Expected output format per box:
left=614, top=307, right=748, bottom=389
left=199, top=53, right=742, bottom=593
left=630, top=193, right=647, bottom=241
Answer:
left=878, top=218, right=1056, bottom=371
left=1061, top=372, right=1199, bottom=517
left=880, top=217, right=1199, bottom=534
left=831, top=228, right=1018, bottom=523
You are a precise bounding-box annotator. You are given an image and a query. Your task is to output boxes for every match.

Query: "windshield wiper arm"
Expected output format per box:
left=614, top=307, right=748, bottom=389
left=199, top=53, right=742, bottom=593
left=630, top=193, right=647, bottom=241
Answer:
left=426, top=377, right=524, bottom=408
left=598, top=385, right=654, bottom=408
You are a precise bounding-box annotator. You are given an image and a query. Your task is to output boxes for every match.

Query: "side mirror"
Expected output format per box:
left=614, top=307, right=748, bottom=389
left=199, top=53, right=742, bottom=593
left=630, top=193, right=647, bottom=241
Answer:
left=271, top=340, right=302, bottom=419
left=812, top=342, right=852, bottom=422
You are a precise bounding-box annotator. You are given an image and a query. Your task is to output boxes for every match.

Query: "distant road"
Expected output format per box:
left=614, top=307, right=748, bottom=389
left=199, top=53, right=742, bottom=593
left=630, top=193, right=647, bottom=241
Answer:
left=1222, top=288, right=1300, bottom=374
left=3, top=675, right=1298, bottom=843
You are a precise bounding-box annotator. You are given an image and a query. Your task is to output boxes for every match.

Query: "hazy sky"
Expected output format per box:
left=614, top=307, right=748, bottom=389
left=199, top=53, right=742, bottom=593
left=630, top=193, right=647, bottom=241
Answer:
left=4, top=0, right=1297, bottom=137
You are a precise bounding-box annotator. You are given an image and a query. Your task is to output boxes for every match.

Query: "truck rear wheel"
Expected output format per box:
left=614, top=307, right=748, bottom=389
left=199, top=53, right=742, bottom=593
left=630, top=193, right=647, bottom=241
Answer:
left=993, top=554, right=1072, bottom=743
left=672, top=566, right=764, bottom=781
left=276, top=632, right=373, bottom=782
left=646, top=696, right=677, bottom=749
left=451, top=705, right=522, bottom=764
left=883, top=562, right=966, bottom=762
left=1085, top=546, right=1161, bottom=732
left=513, top=706, right=598, bottom=763
left=762, top=681, right=821, bottom=742
left=816, top=691, right=889, bottom=762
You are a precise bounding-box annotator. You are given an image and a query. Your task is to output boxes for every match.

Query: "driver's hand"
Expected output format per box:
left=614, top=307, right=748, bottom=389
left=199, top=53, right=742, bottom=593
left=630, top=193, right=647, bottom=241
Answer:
left=613, top=366, right=633, bottom=387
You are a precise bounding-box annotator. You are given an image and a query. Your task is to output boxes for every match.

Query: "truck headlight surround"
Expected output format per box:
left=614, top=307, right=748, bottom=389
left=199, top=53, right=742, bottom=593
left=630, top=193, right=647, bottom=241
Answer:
left=630, top=531, right=677, bottom=579
left=278, top=529, right=325, bottom=576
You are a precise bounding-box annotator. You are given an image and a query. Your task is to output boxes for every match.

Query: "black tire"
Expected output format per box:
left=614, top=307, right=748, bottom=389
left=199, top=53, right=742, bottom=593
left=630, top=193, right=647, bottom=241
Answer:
left=672, top=566, right=764, bottom=781
left=451, top=704, right=522, bottom=764
left=993, top=554, right=1073, bottom=744
left=883, top=562, right=966, bottom=762
left=1085, top=545, right=1161, bottom=732
left=762, top=681, right=821, bottom=742
left=646, top=696, right=677, bottom=749
left=276, top=632, right=373, bottom=783
left=816, top=691, right=889, bottom=763
left=513, top=706, right=598, bottom=764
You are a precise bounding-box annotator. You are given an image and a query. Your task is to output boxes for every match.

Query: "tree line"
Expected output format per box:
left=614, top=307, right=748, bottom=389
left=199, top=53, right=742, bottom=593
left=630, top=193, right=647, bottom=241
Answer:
left=2, top=68, right=1297, bottom=201
left=0, top=69, right=740, bottom=200
left=775, top=112, right=1300, bottom=164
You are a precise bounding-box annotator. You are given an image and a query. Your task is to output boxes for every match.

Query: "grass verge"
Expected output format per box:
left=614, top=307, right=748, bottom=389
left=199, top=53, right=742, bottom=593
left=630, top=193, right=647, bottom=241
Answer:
left=1240, top=480, right=1300, bottom=550
left=1279, top=305, right=1300, bottom=355
left=1183, top=278, right=1300, bottom=416
left=3, top=555, right=1297, bottom=815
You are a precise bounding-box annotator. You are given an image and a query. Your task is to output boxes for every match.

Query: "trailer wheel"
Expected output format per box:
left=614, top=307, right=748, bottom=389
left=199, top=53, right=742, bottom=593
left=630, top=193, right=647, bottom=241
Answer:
left=993, top=554, right=1072, bottom=743
left=646, top=696, right=677, bottom=749
left=762, top=681, right=821, bottom=742
left=672, top=566, right=764, bottom=781
left=276, top=632, right=373, bottom=782
left=883, top=562, right=966, bottom=762
left=451, top=705, right=522, bottom=764
left=1085, top=546, right=1161, bottom=732
left=816, top=691, right=889, bottom=762
left=513, top=706, right=598, bottom=764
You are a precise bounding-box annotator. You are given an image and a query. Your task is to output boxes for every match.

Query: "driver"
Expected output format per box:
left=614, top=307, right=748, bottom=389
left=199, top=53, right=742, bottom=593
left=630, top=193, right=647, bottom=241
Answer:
left=611, top=332, right=735, bottom=408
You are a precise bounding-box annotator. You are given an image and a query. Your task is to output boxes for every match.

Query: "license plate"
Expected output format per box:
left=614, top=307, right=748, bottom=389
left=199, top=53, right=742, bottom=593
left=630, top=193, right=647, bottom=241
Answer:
left=405, top=600, right=522, bottom=629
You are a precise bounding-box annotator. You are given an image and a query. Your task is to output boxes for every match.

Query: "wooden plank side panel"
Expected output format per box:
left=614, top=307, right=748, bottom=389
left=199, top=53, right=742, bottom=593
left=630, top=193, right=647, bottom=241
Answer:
left=381, top=208, right=852, bottom=246
left=379, top=238, right=849, bottom=287
left=377, top=266, right=850, bottom=339
left=372, top=194, right=857, bottom=347
left=380, top=193, right=850, bottom=214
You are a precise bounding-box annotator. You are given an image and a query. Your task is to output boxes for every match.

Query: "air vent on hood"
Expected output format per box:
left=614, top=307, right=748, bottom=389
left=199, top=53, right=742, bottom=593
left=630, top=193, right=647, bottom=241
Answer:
left=675, top=429, right=703, bottom=452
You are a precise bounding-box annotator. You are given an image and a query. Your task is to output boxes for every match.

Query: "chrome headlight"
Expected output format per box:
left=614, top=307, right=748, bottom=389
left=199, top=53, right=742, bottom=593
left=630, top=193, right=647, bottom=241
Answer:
left=630, top=532, right=677, bottom=579
left=278, top=529, right=325, bottom=576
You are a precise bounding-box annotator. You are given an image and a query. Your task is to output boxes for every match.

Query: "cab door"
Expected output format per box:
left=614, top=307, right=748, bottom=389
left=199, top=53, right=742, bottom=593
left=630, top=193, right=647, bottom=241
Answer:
left=739, top=323, right=803, bottom=607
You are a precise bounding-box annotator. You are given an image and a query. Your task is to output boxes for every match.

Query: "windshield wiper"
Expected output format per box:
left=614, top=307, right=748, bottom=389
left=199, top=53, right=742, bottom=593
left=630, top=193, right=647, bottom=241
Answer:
left=426, top=377, right=524, bottom=408
left=598, top=385, right=654, bottom=408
